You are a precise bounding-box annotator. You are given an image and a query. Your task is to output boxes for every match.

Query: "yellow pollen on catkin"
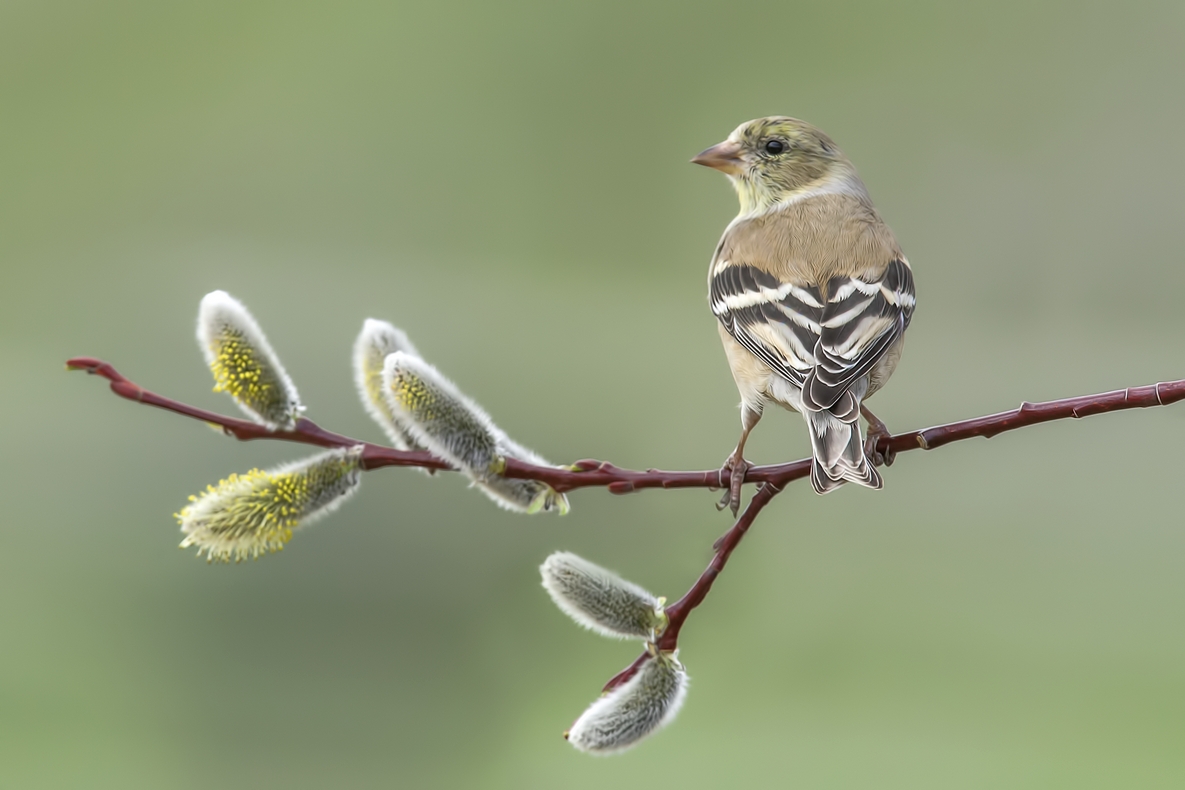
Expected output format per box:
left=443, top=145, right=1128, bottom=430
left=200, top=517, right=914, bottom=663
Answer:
left=380, top=352, right=569, bottom=513
left=352, top=320, right=429, bottom=457
left=176, top=448, right=362, bottom=563
left=208, top=328, right=282, bottom=411
left=390, top=376, right=443, bottom=423
left=197, top=291, right=302, bottom=430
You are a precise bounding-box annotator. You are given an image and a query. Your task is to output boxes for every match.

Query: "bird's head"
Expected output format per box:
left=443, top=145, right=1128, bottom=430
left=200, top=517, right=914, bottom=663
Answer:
left=692, top=117, right=856, bottom=216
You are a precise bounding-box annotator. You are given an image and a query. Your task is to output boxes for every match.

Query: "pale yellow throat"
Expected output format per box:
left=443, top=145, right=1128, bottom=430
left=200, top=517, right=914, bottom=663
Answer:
left=730, top=175, right=780, bottom=217
left=729, top=170, right=857, bottom=218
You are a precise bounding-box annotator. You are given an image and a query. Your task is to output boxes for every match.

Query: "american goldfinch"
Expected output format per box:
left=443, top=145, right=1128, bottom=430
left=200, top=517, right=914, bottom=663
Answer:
left=693, top=117, right=915, bottom=512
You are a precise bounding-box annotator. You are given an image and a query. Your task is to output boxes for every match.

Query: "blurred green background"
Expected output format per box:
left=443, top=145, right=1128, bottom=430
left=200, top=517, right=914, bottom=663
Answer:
left=3, top=1, right=1184, bottom=787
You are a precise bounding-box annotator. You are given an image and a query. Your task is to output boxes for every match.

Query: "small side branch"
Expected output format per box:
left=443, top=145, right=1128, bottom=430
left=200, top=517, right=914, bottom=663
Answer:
left=66, top=357, right=451, bottom=472
left=604, top=483, right=780, bottom=691
left=657, top=481, right=780, bottom=651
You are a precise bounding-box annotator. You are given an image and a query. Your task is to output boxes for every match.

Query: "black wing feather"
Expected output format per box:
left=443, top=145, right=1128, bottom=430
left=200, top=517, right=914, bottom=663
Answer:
left=711, top=258, right=914, bottom=411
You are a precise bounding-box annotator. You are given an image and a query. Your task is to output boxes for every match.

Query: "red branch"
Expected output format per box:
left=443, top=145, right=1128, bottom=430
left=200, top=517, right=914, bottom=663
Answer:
left=67, top=356, right=1185, bottom=686
left=65, top=357, right=452, bottom=472
left=657, top=482, right=780, bottom=651
left=68, top=356, right=1185, bottom=493
left=602, top=483, right=780, bottom=692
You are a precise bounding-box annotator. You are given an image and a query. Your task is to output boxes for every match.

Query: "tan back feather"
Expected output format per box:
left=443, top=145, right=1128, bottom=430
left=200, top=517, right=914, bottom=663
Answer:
left=714, top=193, right=902, bottom=290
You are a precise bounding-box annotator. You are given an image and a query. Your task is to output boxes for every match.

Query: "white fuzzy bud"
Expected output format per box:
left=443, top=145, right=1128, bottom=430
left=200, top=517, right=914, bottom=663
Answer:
left=352, top=319, right=428, bottom=457
left=176, top=446, right=363, bottom=562
left=565, top=651, right=689, bottom=754
left=540, top=552, right=666, bottom=640
left=381, top=352, right=568, bottom=514
left=196, top=291, right=304, bottom=430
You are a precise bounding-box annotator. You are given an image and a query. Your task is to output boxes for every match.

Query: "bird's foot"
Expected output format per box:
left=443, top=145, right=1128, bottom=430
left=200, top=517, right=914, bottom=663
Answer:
left=715, top=452, right=752, bottom=517
left=863, top=420, right=895, bottom=467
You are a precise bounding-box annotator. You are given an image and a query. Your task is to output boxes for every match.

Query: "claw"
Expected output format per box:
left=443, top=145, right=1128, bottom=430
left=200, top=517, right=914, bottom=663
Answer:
left=863, top=430, right=894, bottom=467
left=715, top=453, right=751, bottom=517
left=861, top=405, right=895, bottom=467
left=715, top=490, right=731, bottom=512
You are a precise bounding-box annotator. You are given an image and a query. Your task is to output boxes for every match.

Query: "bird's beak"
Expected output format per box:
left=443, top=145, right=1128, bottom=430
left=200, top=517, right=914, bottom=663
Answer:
left=691, top=140, right=744, bottom=175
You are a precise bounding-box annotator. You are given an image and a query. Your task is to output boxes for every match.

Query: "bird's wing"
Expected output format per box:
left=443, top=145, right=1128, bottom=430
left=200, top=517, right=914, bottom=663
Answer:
left=710, top=263, right=823, bottom=389
left=804, top=257, right=914, bottom=411
left=710, top=258, right=914, bottom=411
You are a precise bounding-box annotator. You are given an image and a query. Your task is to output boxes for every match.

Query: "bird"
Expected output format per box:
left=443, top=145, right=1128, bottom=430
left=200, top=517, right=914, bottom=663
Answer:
left=693, top=117, right=915, bottom=513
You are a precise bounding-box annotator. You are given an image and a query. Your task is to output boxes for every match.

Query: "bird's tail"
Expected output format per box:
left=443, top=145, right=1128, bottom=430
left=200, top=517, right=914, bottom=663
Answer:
left=804, top=392, right=881, bottom=495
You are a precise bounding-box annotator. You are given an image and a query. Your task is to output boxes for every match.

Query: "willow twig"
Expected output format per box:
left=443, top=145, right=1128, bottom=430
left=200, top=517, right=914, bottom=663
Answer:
left=67, top=355, right=1185, bottom=670
left=67, top=356, right=1185, bottom=492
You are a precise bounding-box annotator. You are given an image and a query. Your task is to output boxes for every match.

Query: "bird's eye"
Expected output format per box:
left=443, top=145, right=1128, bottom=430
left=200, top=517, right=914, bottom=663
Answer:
left=763, top=139, right=785, bottom=155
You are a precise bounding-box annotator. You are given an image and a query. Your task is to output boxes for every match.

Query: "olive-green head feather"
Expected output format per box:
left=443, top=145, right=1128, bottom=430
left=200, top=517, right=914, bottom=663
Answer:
left=692, top=116, right=862, bottom=216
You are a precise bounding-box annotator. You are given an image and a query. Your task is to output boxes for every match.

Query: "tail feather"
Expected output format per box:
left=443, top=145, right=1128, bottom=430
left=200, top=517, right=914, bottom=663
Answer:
left=805, top=408, right=881, bottom=495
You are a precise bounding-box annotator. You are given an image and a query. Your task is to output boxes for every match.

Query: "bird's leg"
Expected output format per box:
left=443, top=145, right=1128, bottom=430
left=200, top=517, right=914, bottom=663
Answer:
left=717, top=406, right=762, bottom=516
left=861, top=403, right=895, bottom=467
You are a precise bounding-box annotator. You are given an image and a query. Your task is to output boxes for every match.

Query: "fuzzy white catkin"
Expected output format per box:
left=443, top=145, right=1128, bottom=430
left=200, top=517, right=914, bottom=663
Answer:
left=352, top=319, right=427, bottom=455
left=382, top=352, right=499, bottom=469
left=566, top=651, right=689, bottom=754
left=196, top=290, right=304, bottom=430
left=381, top=352, right=568, bottom=514
left=540, top=552, right=665, bottom=640
left=176, top=446, right=363, bottom=563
